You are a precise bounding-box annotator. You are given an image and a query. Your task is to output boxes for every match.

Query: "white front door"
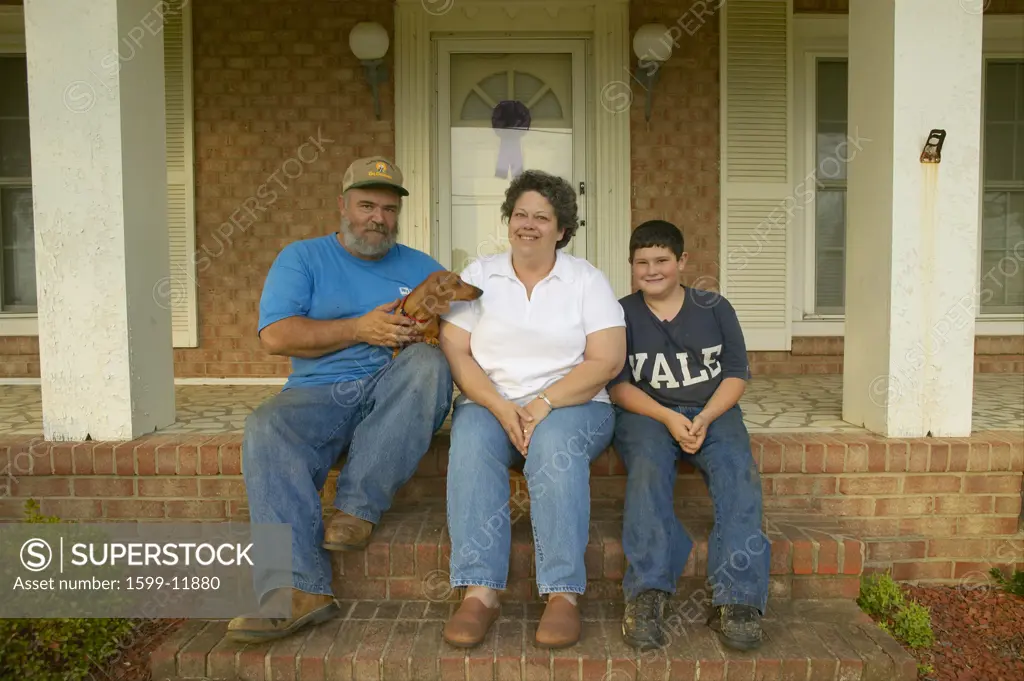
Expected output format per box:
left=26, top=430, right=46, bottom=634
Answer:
left=435, top=39, right=588, bottom=271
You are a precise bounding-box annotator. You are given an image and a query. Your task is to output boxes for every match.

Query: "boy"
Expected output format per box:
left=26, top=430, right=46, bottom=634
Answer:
left=607, top=220, right=769, bottom=652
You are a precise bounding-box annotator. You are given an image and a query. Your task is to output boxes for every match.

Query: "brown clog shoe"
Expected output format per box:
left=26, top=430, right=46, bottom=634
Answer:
left=322, top=510, right=374, bottom=550
left=443, top=596, right=500, bottom=648
left=535, top=594, right=581, bottom=648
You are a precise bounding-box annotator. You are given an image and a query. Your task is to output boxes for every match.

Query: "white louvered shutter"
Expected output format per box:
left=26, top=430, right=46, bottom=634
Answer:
left=163, top=0, right=198, bottom=347
left=720, top=0, right=791, bottom=351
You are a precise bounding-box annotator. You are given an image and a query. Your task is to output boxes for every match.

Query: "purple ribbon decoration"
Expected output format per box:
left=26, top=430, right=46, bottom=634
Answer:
left=492, top=100, right=531, bottom=179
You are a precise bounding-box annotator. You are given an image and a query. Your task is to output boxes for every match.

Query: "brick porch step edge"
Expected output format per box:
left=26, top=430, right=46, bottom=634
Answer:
left=149, top=599, right=918, bottom=681
left=1, top=430, right=1021, bottom=479
left=312, top=503, right=863, bottom=602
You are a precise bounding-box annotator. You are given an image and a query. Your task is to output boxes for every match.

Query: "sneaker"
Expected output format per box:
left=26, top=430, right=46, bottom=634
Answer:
left=707, top=604, right=763, bottom=651
left=622, top=589, right=669, bottom=650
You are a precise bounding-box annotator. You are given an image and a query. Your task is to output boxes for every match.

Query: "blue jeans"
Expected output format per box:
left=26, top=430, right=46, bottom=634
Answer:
left=446, top=400, right=614, bottom=595
left=242, top=343, right=453, bottom=601
left=613, top=404, right=770, bottom=613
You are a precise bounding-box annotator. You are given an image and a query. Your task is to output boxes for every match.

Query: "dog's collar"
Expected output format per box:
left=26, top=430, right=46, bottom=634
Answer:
left=398, top=293, right=432, bottom=324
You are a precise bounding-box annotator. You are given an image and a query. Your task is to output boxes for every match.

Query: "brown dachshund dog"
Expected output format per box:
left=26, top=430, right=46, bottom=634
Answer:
left=392, top=270, right=483, bottom=357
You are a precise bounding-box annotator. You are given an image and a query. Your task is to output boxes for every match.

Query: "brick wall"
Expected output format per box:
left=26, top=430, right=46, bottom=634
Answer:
left=749, top=336, right=1024, bottom=375
left=176, top=0, right=395, bottom=378
left=0, top=0, right=1019, bottom=379
left=629, top=0, right=720, bottom=286
left=3, top=334, right=1017, bottom=378
left=3, top=433, right=1021, bottom=583
left=0, top=338, right=38, bottom=379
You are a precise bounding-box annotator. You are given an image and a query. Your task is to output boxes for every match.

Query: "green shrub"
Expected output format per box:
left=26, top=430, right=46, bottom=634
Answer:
left=857, top=572, right=906, bottom=618
left=857, top=572, right=935, bottom=649
left=989, top=567, right=1024, bottom=597
left=0, top=499, right=139, bottom=681
left=890, top=600, right=935, bottom=649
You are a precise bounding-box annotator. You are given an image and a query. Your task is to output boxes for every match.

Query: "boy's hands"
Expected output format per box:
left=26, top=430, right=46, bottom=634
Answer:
left=684, top=413, right=711, bottom=453
left=664, top=412, right=699, bottom=452
left=663, top=411, right=712, bottom=454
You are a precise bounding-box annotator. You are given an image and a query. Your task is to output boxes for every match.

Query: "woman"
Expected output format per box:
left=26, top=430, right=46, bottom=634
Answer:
left=438, top=169, right=626, bottom=649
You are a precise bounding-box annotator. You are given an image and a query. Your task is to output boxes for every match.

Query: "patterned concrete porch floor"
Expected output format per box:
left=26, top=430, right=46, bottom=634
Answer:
left=0, top=374, right=1020, bottom=436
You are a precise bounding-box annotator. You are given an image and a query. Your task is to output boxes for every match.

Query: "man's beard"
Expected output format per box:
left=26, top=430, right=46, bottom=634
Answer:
left=340, top=217, right=397, bottom=258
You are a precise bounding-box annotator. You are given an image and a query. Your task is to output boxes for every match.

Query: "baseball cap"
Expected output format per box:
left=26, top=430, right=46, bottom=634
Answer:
left=341, top=156, right=408, bottom=196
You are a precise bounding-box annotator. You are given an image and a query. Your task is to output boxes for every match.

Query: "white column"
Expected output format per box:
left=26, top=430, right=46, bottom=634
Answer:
left=24, top=0, right=175, bottom=441
left=843, top=0, right=983, bottom=437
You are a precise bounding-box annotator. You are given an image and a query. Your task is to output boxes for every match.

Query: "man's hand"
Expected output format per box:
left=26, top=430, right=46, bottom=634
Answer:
left=354, top=299, right=424, bottom=348
left=490, top=399, right=534, bottom=456
left=683, top=412, right=711, bottom=454
left=664, top=411, right=699, bottom=452
left=522, top=398, right=552, bottom=451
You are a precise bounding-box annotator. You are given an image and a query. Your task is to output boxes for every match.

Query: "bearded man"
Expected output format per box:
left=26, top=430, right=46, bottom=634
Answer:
left=227, top=157, right=452, bottom=642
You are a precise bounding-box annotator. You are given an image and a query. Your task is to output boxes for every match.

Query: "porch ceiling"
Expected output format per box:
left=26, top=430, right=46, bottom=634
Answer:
left=0, top=375, right=1020, bottom=436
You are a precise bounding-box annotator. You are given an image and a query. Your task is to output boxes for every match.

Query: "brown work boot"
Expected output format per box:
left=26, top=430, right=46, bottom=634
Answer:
left=226, top=587, right=340, bottom=643
left=442, top=596, right=500, bottom=648
left=535, top=594, right=581, bottom=648
left=322, top=510, right=374, bottom=550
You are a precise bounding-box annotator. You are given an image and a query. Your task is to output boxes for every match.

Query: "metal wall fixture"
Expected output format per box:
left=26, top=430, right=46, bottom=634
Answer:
left=632, top=24, right=673, bottom=122
left=349, top=22, right=390, bottom=120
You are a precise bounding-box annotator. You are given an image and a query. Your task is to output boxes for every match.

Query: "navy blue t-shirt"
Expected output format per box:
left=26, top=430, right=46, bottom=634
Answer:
left=608, top=286, right=751, bottom=408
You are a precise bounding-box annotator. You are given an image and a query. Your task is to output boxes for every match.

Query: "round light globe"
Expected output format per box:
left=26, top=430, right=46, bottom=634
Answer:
left=349, top=22, right=389, bottom=61
left=632, top=23, right=672, bottom=63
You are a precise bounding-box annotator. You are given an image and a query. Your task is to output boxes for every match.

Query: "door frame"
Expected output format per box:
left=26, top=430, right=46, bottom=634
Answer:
left=433, top=37, right=591, bottom=270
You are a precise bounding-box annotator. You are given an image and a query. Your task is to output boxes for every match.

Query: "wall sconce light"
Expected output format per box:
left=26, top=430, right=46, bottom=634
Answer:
left=632, top=24, right=672, bottom=122
left=348, top=22, right=390, bottom=120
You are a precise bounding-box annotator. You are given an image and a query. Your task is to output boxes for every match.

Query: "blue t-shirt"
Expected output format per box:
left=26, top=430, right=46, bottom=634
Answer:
left=608, top=286, right=751, bottom=408
left=258, top=234, right=445, bottom=389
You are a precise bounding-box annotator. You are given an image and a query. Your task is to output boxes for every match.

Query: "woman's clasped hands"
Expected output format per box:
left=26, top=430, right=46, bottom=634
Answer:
left=491, top=397, right=552, bottom=456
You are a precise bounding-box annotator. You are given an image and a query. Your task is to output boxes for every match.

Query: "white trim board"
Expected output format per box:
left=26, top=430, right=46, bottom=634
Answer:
left=0, top=315, right=37, bottom=336
left=173, top=377, right=287, bottom=385
left=0, top=377, right=288, bottom=386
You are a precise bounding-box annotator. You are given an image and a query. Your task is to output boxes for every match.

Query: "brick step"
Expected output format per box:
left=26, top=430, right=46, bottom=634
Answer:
left=341, top=428, right=1024, bottom=481
left=150, top=598, right=918, bottom=681
left=4, top=429, right=1020, bottom=483
left=321, top=502, right=863, bottom=602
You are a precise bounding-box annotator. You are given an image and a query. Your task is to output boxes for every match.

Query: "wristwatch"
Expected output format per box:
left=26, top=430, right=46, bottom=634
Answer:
left=537, top=392, right=554, bottom=409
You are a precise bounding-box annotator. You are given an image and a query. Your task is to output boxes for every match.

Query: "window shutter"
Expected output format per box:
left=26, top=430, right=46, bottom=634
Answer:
left=720, top=0, right=791, bottom=350
left=163, top=0, right=197, bottom=347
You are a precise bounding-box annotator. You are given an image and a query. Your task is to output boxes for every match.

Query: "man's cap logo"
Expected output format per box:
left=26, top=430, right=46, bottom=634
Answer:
left=368, top=160, right=394, bottom=180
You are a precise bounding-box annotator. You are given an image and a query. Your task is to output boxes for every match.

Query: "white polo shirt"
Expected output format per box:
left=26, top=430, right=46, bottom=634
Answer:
left=442, top=249, right=626, bottom=405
